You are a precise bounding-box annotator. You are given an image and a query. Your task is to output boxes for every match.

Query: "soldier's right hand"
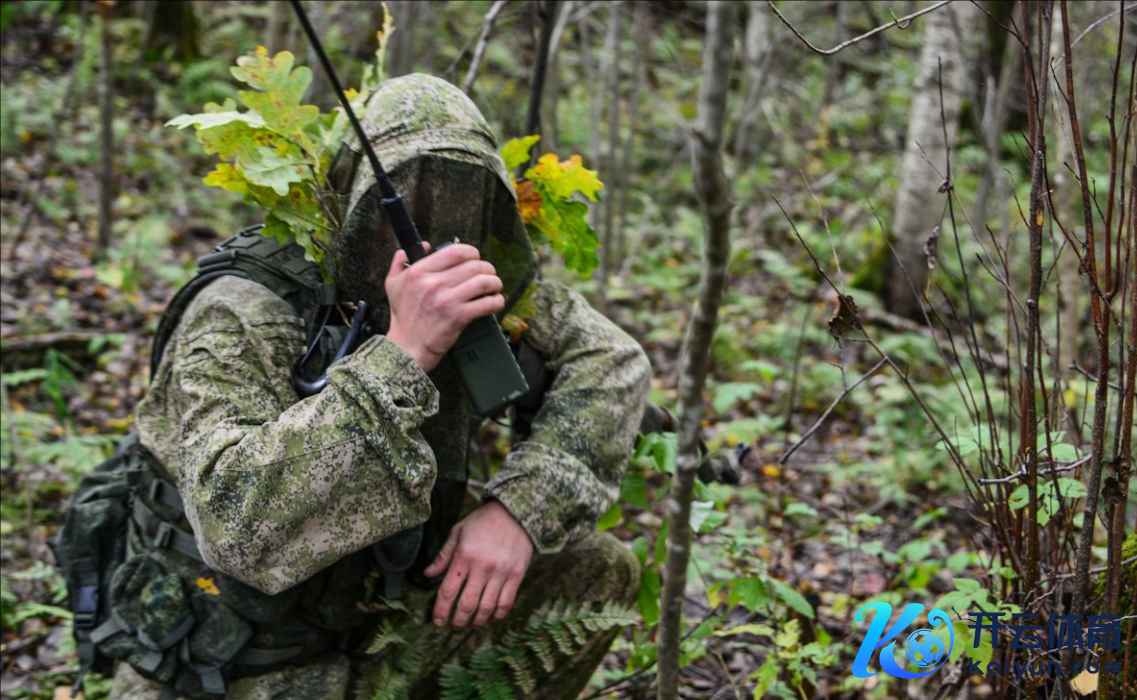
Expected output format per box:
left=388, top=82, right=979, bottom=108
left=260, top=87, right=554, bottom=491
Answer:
left=385, top=243, right=505, bottom=372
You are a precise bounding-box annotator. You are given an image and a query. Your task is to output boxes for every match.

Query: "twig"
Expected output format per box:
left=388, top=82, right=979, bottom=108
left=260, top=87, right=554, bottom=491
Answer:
left=779, top=358, right=887, bottom=464
left=766, top=0, right=954, bottom=56
left=977, top=455, right=1093, bottom=485
left=1069, top=362, right=1124, bottom=391
left=460, top=0, right=508, bottom=94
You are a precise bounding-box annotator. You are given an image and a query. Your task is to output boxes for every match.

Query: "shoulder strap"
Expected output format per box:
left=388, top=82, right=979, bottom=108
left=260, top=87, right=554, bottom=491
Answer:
left=150, top=225, right=337, bottom=379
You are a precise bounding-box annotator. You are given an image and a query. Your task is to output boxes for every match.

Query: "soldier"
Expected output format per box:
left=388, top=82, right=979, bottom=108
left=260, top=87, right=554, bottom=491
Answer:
left=103, top=74, right=650, bottom=700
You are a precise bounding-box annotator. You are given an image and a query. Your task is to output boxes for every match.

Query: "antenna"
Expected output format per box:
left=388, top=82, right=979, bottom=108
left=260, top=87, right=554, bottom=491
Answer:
left=289, top=0, right=426, bottom=262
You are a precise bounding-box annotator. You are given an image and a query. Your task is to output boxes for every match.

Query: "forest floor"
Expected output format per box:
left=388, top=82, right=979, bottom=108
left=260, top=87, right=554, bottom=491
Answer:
left=0, top=6, right=1060, bottom=700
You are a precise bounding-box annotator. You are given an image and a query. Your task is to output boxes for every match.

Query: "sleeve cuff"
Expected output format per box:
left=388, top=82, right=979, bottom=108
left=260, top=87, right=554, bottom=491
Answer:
left=351, top=335, right=439, bottom=411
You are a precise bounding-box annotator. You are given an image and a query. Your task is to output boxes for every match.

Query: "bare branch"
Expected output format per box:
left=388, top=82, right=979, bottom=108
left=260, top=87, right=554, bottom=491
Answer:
left=779, top=358, right=887, bottom=465
left=460, top=0, right=508, bottom=94
left=766, top=0, right=955, bottom=56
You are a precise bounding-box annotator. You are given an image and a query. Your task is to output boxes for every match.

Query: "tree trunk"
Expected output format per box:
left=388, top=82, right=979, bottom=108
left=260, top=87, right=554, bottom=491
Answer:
left=615, top=1, right=645, bottom=267
left=386, top=0, right=422, bottom=78
left=731, top=1, right=773, bottom=172
left=302, top=0, right=331, bottom=109
left=93, top=2, right=115, bottom=263
left=883, top=0, right=968, bottom=318
left=266, top=0, right=289, bottom=52
left=655, top=3, right=735, bottom=699
left=599, top=2, right=620, bottom=303
left=972, top=19, right=1020, bottom=233
left=523, top=0, right=559, bottom=140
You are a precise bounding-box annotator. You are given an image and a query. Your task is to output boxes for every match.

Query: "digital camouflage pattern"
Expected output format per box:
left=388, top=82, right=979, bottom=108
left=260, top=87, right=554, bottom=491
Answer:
left=112, top=532, right=640, bottom=700
left=330, top=74, right=538, bottom=326
left=123, top=73, right=652, bottom=697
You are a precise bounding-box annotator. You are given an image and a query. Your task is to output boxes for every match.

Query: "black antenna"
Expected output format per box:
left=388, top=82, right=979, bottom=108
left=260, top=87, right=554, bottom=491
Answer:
left=289, top=0, right=426, bottom=262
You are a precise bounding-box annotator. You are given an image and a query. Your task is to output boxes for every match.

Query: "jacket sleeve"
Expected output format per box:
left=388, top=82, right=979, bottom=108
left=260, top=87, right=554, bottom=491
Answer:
left=484, top=280, right=652, bottom=554
left=137, top=276, right=439, bottom=595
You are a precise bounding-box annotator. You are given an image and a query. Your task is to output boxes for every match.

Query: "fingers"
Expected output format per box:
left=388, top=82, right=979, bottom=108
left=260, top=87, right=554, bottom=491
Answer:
left=423, top=529, right=458, bottom=578
left=386, top=249, right=409, bottom=281
left=493, top=573, right=523, bottom=621
left=451, top=567, right=489, bottom=629
left=433, top=560, right=467, bottom=627
left=472, top=575, right=504, bottom=628
left=412, top=242, right=480, bottom=273
left=461, top=293, right=506, bottom=320
left=442, top=259, right=497, bottom=285
left=449, top=272, right=504, bottom=304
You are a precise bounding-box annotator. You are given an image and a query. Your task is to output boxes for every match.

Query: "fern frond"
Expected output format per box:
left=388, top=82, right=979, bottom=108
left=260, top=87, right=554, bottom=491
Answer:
left=439, top=660, right=477, bottom=700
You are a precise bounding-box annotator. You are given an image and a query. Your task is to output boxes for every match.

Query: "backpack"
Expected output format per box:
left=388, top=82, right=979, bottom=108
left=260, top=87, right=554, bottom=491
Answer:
left=49, top=226, right=380, bottom=697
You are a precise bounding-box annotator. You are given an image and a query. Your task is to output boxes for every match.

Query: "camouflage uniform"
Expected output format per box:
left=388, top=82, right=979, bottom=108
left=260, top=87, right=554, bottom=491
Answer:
left=111, top=75, right=650, bottom=699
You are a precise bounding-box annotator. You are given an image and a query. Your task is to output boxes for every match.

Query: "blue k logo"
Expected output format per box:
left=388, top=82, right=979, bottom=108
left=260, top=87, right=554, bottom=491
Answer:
left=851, top=602, right=954, bottom=679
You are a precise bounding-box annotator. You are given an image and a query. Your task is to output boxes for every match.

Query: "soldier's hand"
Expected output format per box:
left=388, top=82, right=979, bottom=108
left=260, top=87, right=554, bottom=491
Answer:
left=425, top=500, right=535, bottom=628
left=385, top=243, right=505, bottom=372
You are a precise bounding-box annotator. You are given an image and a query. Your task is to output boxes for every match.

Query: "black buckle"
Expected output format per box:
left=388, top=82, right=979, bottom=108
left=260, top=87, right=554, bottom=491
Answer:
left=154, top=522, right=174, bottom=549
left=74, top=584, right=99, bottom=630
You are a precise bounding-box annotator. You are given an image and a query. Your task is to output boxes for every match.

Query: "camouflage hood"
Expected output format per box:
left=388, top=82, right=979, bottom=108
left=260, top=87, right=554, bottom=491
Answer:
left=329, top=74, right=537, bottom=327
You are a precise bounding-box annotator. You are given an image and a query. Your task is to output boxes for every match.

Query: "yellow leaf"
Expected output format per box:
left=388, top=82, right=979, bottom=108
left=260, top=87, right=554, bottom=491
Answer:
left=501, top=135, right=541, bottom=171
left=525, top=153, right=604, bottom=202
left=195, top=577, right=220, bottom=596
left=1070, top=668, right=1098, bottom=695
left=762, top=464, right=782, bottom=478
left=203, top=163, right=248, bottom=194
left=500, top=314, right=530, bottom=342
left=1036, top=212, right=1044, bottom=226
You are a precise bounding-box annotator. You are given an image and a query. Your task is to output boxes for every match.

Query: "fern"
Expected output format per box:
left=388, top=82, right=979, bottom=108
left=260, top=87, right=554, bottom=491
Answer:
left=437, top=599, right=636, bottom=700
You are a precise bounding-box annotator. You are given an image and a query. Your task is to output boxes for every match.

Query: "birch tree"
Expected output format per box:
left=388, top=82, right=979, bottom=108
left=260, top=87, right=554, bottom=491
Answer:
left=655, top=3, right=736, bottom=698
left=884, top=0, right=969, bottom=318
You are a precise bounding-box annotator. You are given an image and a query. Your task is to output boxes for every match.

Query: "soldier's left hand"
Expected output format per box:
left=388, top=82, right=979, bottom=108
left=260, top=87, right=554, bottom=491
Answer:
left=425, top=500, right=535, bottom=628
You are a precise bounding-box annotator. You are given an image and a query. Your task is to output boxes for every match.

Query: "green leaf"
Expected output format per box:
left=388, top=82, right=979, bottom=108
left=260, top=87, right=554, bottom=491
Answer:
left=729, top=578, right=767, bottom=612
left=751, top=657, right=778, bottom=699
left=165, top=110, right=266, bottom=132
left=715, top=623, right=775, bottom=638
left=631, top=537, right=649, bottom=566
left=769, top=579, right=814, bottom=619
left=231, top=48, right=320, bottom=133
left=241, top=147, right=307, bottom=196
left=501, top=135, right=541, bottom=171
left=1008, top=484, right=1029, bottom=511
left=596, top=500, right=621, bottom=531
left=712, top=382, right=763, bottom=414
left=784, top=502, right=818, bottom=519
left=654, top=520, right=669, bottom=565
left=946, top=551, right=970, bottom=573
left=953, top=578, right=982, bottom=594
left=620, top=471, right=648, bottom=509
left=1048, top=443, right=1080, bottom=461
left=1054, top=478, right=1087, bottom=498
left=689, top=501, right=716, bottom=532
left=637, top=568, right=660, bottom=626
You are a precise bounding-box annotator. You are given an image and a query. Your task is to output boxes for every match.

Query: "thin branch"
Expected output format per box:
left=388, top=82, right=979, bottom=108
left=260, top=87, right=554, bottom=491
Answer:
left=460, top=0, right=508, bottom=94
left=766, top=0, right=954, bottom=56
left=779, top=358, right=887, bottom=464
left=977, top=455, right=1093, bottom=485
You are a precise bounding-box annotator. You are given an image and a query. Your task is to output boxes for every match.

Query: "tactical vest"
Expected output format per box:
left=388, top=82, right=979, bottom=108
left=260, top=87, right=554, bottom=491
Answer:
left=53, top=226, right=467, bottom=698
